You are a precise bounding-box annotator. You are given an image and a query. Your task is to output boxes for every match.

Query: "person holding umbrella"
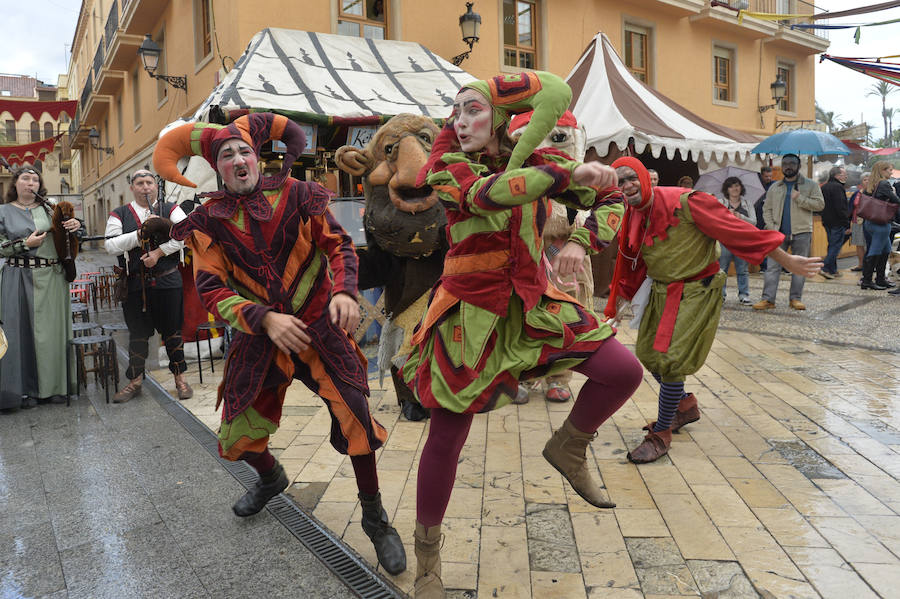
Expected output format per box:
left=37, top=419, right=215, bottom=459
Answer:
left=753, top=153, right=824, bottom=311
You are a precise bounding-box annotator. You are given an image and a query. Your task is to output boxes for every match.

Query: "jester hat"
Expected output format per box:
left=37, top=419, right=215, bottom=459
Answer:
left=417, top=71, right=572, bottom=185
left=153, top=112, right=305, bottom=189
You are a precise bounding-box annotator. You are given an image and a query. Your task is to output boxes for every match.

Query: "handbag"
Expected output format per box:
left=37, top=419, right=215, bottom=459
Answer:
left=856, top=193, right=899, bottom=225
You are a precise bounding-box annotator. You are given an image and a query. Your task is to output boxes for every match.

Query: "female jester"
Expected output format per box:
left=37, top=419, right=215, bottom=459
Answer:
left=403, top=72, right=643, bottom=597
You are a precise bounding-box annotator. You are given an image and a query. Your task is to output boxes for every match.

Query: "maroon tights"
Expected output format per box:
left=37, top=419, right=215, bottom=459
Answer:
left=416, top=337, right=642, bottom=527
left=247, top=449, right=379, bottom=495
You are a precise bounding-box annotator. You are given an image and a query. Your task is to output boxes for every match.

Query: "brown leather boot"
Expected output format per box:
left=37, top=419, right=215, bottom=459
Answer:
left=643, top=394, right=700, bottom=434
left=627, top=428, right=672, bottom=464
left=542, top=418, right=615, bottom=508
left=414, top=522, right=444, bottom=598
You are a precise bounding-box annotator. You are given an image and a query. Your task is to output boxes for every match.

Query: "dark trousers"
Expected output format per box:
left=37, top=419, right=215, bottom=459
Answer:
left=122, top=286, right=187, bottom=379
left=823, top=225, right=846, bottom=274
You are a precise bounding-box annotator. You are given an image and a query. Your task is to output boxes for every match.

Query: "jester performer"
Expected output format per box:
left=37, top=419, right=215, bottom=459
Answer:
left=605, top=158, right=822, bottom=464
left=153, top=113, right=406, bottom=575
left=404, top=71, right=643, bottom=598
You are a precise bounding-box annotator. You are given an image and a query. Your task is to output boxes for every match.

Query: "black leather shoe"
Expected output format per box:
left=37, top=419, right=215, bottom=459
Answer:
left=889, top=286, right=900, bottom=295
left=232, top=463, right=289, bottom=517
left=876, top=280, right=896, bottom=288
left=359, top=492, right=407, bottom=575
left=400, top=399, right=430, bottom=422
left=861, top=280, right=887, bottom=290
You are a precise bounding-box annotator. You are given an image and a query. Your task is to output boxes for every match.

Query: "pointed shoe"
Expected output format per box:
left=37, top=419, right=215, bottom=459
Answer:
left=414, top=522, right=444, bottom=598
left=542, top=418, right=615, bottom=508
left=232, top=462, right=288, bottom=517
left=359, top=492, right=407, bottom=575
left=644, top=394, right=700, bottom=434
left=627, top=429, right=672, bottom=464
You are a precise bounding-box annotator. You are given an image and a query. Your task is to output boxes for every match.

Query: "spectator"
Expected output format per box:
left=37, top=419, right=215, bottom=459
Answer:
left=820, top=166, right=850, bottom=279
left=848, top=172, right=870, bottom=272
left=647, top=169, right=659, bottom=186
left=677, top=175, right=694, bottom=188
left=860, top=160, right=899, bottom=290
left=718, top=176, right=756, bottom=305
left=756, top=165, right=775, bottom=271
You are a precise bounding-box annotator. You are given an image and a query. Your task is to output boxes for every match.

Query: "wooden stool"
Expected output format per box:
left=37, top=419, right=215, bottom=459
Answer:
left=194, top=321, right=231, bottom=384
left=70, top=302, right=89, bottom=323
left=68, top=334, right=118, bottom=405
left=72, top=322, right=98, bottom=338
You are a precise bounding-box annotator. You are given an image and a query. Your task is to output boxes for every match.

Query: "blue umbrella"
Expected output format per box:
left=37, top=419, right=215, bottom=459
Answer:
left=751, top=128, right=850, bottom=156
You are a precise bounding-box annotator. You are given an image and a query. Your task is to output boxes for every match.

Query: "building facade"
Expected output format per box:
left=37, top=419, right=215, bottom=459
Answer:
left=67, top=0, right=827, bottom=234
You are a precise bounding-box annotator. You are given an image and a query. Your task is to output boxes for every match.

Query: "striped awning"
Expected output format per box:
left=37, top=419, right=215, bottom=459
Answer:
left=194, top=28, right=475, bottom=123
left=566, top=33, right=762, bottom=163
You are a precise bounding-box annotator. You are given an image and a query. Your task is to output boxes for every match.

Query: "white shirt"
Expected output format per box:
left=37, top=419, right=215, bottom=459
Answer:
left=104, top=199, right=187, bottom=257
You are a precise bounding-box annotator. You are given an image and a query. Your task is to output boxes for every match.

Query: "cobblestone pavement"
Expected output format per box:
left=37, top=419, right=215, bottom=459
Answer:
left=158, top=264, right=900, bottom=599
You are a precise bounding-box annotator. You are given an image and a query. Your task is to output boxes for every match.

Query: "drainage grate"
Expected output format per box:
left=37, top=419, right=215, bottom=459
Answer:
left=123, top=348, right=407, bottom=599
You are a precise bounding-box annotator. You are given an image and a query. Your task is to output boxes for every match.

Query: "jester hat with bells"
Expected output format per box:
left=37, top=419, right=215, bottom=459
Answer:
left=417, top=71, right=572, bottom=186
left=153, top=112, right=305, bottom=221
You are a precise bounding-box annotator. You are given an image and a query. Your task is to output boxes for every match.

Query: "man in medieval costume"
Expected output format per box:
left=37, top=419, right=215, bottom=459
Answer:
left=153, top=112, right=406, bottom=575
left=605, top=157, right=823, bottom=464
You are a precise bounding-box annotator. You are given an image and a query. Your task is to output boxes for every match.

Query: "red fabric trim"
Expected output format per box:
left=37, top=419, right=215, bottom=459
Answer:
left=0, top=100, right=77, bottom=122
left=0, top=135, right=62, bottom=167
left=652, top=261, right=719, bottom=353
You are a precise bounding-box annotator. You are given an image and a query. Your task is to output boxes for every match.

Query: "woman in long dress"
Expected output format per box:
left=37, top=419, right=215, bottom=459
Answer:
left=0, top=167, right=80, bottom=411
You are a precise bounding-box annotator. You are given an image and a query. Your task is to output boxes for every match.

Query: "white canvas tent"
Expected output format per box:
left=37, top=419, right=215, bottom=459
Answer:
left=194, top=28, right=476, bottom=122
left=566, top=33, right=762, bottom=164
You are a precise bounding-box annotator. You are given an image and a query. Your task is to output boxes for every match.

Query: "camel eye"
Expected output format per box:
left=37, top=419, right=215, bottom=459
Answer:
left=418, top=132, right=433, bottom=144
left=550, top=132, right=568, bottom=143
left=384, top=143, right=395, bottom=156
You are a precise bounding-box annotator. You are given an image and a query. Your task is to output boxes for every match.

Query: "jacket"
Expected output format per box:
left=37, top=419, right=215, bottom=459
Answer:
left=762, top=174, right=825, bottom=235
left=820, top=177, right=849, bottom=228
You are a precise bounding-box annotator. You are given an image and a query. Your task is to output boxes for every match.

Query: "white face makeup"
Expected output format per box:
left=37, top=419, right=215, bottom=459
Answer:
left=452, top=88, right=498, bottom=154
left=216, top=139, right=260, bottom=194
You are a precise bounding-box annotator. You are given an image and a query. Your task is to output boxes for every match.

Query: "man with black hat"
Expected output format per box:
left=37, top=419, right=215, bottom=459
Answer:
left=753, top=153, right=824, bottom=311
left=153, top=113, right=406, bottom=575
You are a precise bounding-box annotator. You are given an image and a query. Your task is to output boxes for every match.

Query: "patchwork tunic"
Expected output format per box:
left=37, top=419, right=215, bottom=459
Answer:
left=0, top=203, right=74, bottom=407
left=403, top=150, right=624, bottom=413
left=171, top=179, right=386, bottom=460
left=614, top=190, right=783, bottom=383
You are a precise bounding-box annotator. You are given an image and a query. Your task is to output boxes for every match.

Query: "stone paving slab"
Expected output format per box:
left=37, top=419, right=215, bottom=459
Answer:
left=155, top=264, right=900, bottom=598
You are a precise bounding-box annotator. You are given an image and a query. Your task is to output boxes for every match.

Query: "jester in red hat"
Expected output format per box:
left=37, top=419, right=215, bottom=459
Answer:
left=153, top=112, right=405, bottom=575
left=404, top=72, right=643, bottom=598
left=606, top=157, right=823, bottom=464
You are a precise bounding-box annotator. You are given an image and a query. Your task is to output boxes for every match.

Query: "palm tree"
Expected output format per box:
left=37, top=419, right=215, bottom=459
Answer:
left=839, top=119, right=856, bottom=130
left=866, top=81, right=897, bottom=143
left=885, top=107, right=898, bottom=146
left=815, top=102, right=839, bottom=132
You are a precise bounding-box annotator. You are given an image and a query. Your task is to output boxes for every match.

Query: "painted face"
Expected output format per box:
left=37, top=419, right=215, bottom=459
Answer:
left=781, top=157, right=800, bottom=179
left=130, top=173, right=158, bottom=203
left=616, top=166, right=643, bottom=206
left=217, top=138, right=260, bottom=194
left=15, top=171, right=40, bottom=199
left=648, top=171, right=659, bottom=186
left=452, top=88, right=497, bottom=154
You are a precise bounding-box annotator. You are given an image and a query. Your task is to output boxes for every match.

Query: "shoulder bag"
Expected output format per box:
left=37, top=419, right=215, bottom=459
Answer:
left=856, top=193, right=899, bottom=225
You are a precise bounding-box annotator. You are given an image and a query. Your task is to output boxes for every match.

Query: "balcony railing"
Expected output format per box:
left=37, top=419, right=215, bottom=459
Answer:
left=714, top=0, right=816, bottom=17
left=92, top=41, right=105, bottom=81
left=105, top=0, right=119, bottom=50
left=80, top=72, right=93, bottom=109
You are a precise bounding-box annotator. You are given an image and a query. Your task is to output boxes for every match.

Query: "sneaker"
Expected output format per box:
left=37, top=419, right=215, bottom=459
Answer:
left=820, top=270, right=835, bottom=280
left=739, top=297, right=753, bottom=306
left=752, top=299, right=776, bottom=310
left=789, top=299, right=806, bottom=310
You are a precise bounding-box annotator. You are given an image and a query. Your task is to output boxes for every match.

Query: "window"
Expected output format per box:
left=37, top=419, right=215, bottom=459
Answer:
left=777, top=63, right=793, bottom=112
left=337, top=0, right=387, bottom=40
left=44, top=122, right=54, bottom=139
left=30, top=122, right=40, bottom=142
left=5, top=120, right=16, bottom=142
left=624, top=24, right=651, bottom=83
left=194, top=0, right=213, bottom=62
left=155, top=29, right=167, bottom=102
left=712, top=45, right=734, bottom=103
left=132, top=66, right=141, bottom=127
left=503, top=0, right=538, bottom=69
left=116, top=96, right=123, bottom=145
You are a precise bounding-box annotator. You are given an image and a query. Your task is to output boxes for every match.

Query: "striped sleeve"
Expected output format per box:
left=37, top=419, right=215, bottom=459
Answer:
left=567, top=194, right=625, bottom=254
left=311, top=207, right=359, bottom=297
left=187, top=231, right=271, bottom=334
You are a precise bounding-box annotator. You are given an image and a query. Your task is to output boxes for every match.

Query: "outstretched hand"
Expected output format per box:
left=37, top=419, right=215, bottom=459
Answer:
left=330, top=292, right=361, bottom=334
left=769, top=247, right=824, bottom=278
left=262, top=311, right=311, bottom=355
left=572, top=161, right=617, bottom=189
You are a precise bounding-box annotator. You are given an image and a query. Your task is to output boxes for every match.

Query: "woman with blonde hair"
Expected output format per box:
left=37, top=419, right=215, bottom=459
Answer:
left=860, top=160, right=899, bottom=290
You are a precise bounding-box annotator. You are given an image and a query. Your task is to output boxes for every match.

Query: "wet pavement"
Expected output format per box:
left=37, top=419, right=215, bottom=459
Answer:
left=3, top=248, right=900, bottom=598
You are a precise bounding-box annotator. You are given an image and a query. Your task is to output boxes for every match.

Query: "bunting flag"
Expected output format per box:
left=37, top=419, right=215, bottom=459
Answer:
left=790, top=17, right=900, bottom=43
left=820, top=54, right=900, bottom=86
left=0, top=100, right=77, bottom=122
left=0, top=134, right=64, bottom=167
left=738, top=0, right=900, bottom=26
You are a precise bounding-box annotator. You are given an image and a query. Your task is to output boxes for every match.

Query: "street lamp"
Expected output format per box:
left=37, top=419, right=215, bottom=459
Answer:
left=137, top=34, right=187, bottom=92
left=452, top=3, right=481, bottom=67
left=88, top=127, right=113, bottom=155
left=758, top=73, right=787, bottom=123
